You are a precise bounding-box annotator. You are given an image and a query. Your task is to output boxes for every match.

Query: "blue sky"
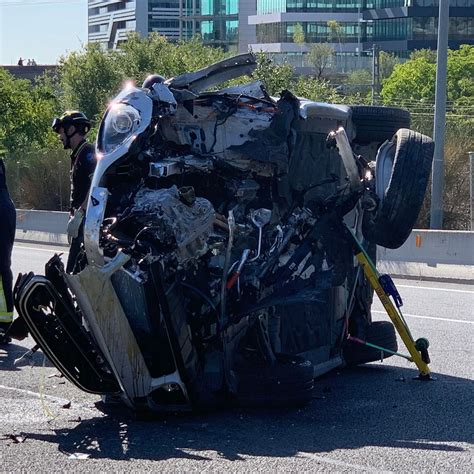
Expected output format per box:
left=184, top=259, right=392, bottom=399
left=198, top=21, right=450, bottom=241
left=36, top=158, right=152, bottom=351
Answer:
left=0, top=0, right=87, bottom=65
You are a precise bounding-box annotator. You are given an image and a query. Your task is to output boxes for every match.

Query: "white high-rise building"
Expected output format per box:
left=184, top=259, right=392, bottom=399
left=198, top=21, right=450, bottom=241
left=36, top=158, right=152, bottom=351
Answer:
left=88, top=0, right=181, bottom=50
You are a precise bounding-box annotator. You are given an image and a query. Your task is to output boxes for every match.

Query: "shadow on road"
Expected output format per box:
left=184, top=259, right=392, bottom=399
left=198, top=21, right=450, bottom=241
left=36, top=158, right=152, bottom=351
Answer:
left=22, top=364, right=472, bottom=461
left=0, top=342, right=54, bottom=371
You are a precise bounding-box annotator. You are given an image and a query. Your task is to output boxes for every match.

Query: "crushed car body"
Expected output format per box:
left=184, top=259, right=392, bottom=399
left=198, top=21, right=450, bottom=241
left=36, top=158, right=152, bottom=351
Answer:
left=14, top=53, right=435, bottom=411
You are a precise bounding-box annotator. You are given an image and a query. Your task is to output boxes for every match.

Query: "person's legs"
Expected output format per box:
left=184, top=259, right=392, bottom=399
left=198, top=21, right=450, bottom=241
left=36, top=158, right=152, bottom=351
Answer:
left=0, top=193, right=16, bottom=342
left=0, top=216, right=14, bottom=333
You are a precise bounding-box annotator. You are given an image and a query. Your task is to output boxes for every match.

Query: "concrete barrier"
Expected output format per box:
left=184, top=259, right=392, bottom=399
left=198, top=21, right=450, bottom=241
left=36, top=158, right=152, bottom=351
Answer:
left=15, top=210, right=473, bottom=281
left=378, top=230, right=473, bottom=281
left=16, top=209, right=69, bottom=246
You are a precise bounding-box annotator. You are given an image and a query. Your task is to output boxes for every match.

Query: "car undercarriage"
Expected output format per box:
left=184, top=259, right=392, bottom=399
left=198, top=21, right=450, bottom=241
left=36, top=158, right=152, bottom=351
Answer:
left=13, top=53, right=435, bottom=412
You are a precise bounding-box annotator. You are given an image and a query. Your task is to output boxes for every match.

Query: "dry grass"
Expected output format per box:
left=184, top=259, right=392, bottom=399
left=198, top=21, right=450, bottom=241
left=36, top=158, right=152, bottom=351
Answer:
left=412, top=115, right=473, bottom=230
left=5, top=147, right=70, bottom=211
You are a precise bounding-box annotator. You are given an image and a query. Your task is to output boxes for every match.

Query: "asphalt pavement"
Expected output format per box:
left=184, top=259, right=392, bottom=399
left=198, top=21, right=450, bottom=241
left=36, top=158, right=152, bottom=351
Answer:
left=0, top=242, right=472, bottom=472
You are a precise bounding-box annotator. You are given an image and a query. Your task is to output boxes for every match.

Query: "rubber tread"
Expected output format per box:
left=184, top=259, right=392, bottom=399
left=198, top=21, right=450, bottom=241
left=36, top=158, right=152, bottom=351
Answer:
left=363, top=128, right=434, bottom=249
left=235, top=354, right=314, bottom=406
left=351, top=106, right=411, bottom=144
left=343, top=321, right=398, bottom=366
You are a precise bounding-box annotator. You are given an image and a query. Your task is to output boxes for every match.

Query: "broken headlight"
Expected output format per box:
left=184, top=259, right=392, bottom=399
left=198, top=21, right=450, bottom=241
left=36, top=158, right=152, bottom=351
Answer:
left=99, top=103, right=141, bottom=154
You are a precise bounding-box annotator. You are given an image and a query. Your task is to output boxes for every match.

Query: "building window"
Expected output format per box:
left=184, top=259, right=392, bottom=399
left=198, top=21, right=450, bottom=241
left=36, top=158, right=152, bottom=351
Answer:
left=449, top=17, right=474, bottom=39
left=372, top=1, right=407, bottom=7
left=149, top=20, right=180, bottom=29
left=199, top=0, right=238, bottom=16
left=149, top=0, right=180, bottom=8
left=257, top=0, right=286, bottom=14
left=256, top=21, right=363, bottom=43
left=257, top=0, right=364, bottom=14
left=373, top=16, right=474, bottom=41
left=200, top=18, right=239, bottom=43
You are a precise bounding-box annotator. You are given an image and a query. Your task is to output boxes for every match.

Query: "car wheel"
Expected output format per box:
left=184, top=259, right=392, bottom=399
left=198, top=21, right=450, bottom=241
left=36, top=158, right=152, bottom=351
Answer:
left=363, top=128, right=434, bottom=249
left=343, top=321, right=398, bottom=366
left=351, top=106, right=411, bottom=145
left=235, top=353, right=314, bottom=407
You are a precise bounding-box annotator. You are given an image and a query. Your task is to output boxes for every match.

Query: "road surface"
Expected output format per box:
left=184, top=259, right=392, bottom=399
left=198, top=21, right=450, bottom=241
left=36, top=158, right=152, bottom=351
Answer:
left=0, top=242, right=472, bottom=471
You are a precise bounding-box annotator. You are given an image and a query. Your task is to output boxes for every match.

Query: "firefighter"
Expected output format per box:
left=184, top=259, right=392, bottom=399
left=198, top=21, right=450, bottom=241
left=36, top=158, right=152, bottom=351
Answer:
left=0, top=158, right=16, bottom=343
left=52, top=111, right=96, bottom=273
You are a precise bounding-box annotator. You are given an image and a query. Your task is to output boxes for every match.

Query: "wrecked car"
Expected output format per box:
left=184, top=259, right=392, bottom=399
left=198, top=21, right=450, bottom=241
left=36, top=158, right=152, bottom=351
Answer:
left=14, top=54, right=434, bottom=411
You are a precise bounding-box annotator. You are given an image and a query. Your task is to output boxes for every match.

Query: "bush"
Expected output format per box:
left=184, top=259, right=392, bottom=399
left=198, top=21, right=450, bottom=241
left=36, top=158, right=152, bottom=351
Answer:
left=411, top=114, right=473, bottom=230
left=6, top=146, right=70, bottom=211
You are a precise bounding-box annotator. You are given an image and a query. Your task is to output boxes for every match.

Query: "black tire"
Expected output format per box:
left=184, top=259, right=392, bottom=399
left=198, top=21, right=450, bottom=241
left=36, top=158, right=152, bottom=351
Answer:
left=351, top=106, right=411, bottom=144
left=343, top=321, right=397, bottom=366
left=363, top=128, right=434, bottom=249
left=235, top=354, right=314, bottom=407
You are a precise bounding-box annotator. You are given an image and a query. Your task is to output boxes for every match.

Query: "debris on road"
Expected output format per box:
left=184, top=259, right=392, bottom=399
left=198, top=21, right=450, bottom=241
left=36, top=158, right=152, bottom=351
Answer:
left=67, top=452, right=90, bottom=460
left=1, top=434, right=26, bottom=444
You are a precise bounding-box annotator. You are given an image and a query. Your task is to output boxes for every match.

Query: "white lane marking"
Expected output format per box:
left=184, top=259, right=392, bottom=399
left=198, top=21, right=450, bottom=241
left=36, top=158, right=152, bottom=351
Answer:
left=0, top=383, right=71, bottom=404
left=396, top=284, right=474, bottom=295
left=14, top=245, right=68, bottom=253
left=299, top=452, right=391, bottom=473
left=0, top=384, right=95, bottom=411
left=372, top=310, right=474, bottom=325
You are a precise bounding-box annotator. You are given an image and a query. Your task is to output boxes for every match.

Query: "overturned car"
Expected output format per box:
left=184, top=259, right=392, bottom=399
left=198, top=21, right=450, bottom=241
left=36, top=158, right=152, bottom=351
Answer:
left=14, top=54, right=434, bottom=411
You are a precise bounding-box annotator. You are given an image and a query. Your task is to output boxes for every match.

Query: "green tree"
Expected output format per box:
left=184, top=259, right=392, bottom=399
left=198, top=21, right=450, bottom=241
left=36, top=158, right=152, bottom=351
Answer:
left=344, top=69, right=371, bottom=91
left=307, top=43, right=334, bottom=78
left=116, top=33, right=225, bottom=83
left=293, top=23, right=305, bottom=46
left=59, top=34, right=228, bottom=125
left=0, top=69, right=60, bottom=154
left=59, top=42, right=122, bottom=123
left=293, top=22, right=306, bottom=68
left=251, top=53, right=295, bottom=96
left=409, top=48, right=437, bottom=63
left=382, top=46, right=474, bottom=230
left=327, top=20, right=345, bottom=72
left=292, top=76, right=341, bottom=103
left=327, top=20, right=345, bottom=50
left=381, top=45, right=474, bottom=111
left=379, top=51, right=400, bottom=81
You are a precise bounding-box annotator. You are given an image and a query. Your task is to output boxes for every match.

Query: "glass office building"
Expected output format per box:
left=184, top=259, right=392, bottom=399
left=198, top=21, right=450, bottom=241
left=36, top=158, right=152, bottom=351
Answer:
left=180, top=0, right=239, bottom=50
left=248, top=1, right=370, bottom=72
left=88, top=1, right=473, bottom=70
left=248, top=0, right=473, bottom=70
left=88, top=0, right=240, bottom=51
left=364, top=0, right=474, bottom=55
left=88, top=0, right=181, bottom=48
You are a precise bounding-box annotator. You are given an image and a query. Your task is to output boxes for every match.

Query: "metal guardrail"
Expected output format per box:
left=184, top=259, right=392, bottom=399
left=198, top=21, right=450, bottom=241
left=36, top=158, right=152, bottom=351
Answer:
left=15, top=210, right=474, bottom=280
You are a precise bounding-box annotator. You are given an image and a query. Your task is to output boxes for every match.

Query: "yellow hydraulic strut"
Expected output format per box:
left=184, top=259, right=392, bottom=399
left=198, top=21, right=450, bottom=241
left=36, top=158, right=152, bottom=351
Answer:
left=347, top=228, right=432, bottom=379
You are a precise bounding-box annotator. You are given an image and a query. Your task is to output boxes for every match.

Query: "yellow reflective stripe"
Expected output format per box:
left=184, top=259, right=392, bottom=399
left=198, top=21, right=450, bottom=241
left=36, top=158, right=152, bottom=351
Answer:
left=0, top=279, right=8, bottom=313
left=71, top=141, right=87, bottom=160
left=0, top=312, right=13, bottom=323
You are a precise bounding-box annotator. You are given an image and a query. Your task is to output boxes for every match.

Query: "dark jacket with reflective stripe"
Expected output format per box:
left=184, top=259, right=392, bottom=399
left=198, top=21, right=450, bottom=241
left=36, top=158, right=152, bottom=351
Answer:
left=0, top=159, right=16, bottom=315
left=0, top=159, right=15, bottom=244
left=70, top=140, right=96, bottom=213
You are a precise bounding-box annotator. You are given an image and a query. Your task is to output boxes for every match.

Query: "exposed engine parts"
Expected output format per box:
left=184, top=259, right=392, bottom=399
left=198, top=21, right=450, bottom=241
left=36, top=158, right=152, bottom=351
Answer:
left=13, top=54, right=434, bottom=412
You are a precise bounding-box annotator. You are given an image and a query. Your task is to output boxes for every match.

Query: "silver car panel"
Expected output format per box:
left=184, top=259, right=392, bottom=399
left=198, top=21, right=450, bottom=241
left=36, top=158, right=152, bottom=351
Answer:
left=167, top=53, right=257, bottom=93
left=86, top=87, right=153, bottom=267
left=65, top=251, right=153, bottom=405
